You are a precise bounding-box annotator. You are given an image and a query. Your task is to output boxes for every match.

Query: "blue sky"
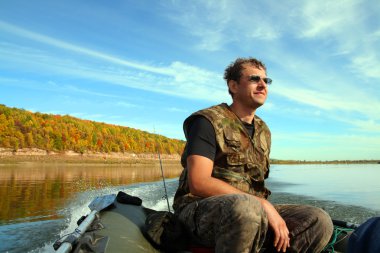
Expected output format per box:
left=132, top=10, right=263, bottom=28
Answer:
left=0, top=0, right=379, bottom=161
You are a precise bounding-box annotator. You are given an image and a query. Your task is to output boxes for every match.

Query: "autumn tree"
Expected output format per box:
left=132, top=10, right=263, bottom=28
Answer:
left=0, top=104, right=185, bottom=155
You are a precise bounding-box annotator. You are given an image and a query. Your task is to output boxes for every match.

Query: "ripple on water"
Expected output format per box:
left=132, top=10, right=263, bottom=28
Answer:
left=268, top=191, right=380, bottom=225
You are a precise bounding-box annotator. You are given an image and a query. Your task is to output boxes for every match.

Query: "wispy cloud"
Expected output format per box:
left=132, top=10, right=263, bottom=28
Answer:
left=272, top=84, right=379, bottom=117
left=272, top=131, right=380, bottom=160
left=162, top=0, right=380, bottom=83
left=165, top=107, right=189, bottom=113
left=296, top=0, right=361, bottom=39
left=271, top=83, right=380, bottom=134
left=275, top=131, right=380, bottom=145
left=162, top=1, right=280, bottom=51
left=350, top=55, right=380, bottom=79
left=0, top=21, right=228, bottom=102
left=116, top=102, right=139, bottom=108
left=0, top=75, right=131, bottom=100
left=292, top=0, right=380, bottom=80
left=62, top=84, right=125, bottom=99
left=0, top=21, right=171, bottom=75
left=340, top=118, right=380, bottom=133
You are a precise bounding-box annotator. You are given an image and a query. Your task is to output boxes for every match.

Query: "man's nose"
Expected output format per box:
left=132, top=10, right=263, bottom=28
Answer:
left=257, top=79, right=267, bottom=88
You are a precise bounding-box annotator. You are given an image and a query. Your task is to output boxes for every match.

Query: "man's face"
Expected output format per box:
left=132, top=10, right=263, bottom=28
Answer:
left=230, top=64, right=269, bottom=110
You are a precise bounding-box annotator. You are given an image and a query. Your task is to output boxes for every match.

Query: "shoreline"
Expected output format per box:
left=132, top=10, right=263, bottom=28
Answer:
left=0, top=148, right=181, bottom=164
left=0, top=148, right=378, bottom=164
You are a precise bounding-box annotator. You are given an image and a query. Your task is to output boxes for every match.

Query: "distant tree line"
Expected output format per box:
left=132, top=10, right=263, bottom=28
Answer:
left=0, top=104, right=185, bottom=155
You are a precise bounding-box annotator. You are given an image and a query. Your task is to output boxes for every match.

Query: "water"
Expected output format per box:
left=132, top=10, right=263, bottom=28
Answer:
left=0, top=162, right=182, bottom=224
left=0, top=162, right=379, bottom=253
left=266, top=164, right=380, bottom=225
left=0, top=161, right=182, bottom=253
left=267, top=164, right=380, bottom=210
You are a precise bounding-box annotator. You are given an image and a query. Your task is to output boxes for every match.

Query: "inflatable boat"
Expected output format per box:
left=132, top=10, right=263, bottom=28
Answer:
left=53, top=192, right=355, bottom=253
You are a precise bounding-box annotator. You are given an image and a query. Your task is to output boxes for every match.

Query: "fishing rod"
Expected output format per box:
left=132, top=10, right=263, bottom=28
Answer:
left=158, top=148, right=171, bottom=212
left=154, top=127, right=171, bottom=212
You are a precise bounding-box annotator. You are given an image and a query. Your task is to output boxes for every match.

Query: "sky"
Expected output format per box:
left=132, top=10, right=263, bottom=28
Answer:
left=0, top=0, right=379, bottom=161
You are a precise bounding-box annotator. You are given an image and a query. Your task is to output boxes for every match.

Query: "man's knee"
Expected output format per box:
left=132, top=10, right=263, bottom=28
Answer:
left=304, top=206, right=333, bottom=230
left=297, top=206, right=334, bottom=251
left=314, top=207, right=334, bottom=238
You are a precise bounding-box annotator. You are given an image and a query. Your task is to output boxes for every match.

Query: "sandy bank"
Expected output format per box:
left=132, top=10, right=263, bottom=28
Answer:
left=0, top=148, right=181, bottom=164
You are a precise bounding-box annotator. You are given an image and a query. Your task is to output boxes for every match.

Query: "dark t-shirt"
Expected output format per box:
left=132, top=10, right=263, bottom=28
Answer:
left=185, top=115, right=254, bottom=161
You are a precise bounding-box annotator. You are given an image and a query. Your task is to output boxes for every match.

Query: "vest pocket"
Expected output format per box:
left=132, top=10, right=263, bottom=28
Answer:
left=246, top=163, right=263, bottom=182
left=226, top=153, right=245, bottom=165
left=223, top=130, right=241, bottom=152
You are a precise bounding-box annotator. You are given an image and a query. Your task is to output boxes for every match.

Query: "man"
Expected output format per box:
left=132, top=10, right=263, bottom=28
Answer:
left=173, top=57, right=333, bottom=253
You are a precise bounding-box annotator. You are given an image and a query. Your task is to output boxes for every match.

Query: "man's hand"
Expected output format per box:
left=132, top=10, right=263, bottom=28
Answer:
left=260, top=199, right=290, bottom=252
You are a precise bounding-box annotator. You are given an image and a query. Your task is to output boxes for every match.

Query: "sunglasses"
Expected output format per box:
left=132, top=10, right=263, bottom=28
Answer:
left=248, top=75, right=272, bottom=85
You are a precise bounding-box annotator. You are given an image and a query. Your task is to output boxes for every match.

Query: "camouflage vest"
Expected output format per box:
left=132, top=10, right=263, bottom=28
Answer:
left=173, top=103, right=271, bottom=211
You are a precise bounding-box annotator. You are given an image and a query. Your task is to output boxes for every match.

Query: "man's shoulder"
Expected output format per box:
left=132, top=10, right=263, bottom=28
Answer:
left=192, top=103, right=230, bottom=120
left=184, top=103, right=226, bottom=124
left=254, top=115, right=270, bottom=132
left=183, top=103, right=229, bottom=136
left=194, top=103, right=228, bottom=115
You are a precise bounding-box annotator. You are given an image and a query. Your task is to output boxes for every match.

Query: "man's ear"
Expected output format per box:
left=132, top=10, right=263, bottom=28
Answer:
left=227, top=80, right=238, bottom=95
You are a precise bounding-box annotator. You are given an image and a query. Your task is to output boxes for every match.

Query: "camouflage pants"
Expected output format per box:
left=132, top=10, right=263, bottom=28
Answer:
left=176, top=194, right=333, bottom=253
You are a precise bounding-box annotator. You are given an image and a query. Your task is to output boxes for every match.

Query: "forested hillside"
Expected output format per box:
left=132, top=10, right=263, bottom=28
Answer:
left=0, top=104, right=185, bottom=155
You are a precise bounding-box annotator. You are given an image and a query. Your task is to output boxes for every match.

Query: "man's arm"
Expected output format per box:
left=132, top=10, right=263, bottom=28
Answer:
left=187, top=154, right=243, bottom=197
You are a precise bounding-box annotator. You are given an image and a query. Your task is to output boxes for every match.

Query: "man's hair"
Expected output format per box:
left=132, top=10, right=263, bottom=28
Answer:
left=224, top=57, right=267, bottom=96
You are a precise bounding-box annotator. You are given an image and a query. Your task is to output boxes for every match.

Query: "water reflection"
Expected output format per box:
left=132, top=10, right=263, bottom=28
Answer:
left=0, top=162, right=182, bottom=223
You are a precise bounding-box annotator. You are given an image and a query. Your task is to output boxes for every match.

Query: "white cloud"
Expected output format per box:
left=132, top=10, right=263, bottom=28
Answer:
left=162, top=1, right=280, bottom=51
left=350, top=55, right=380, bottom=79
left=260, top=101, right=275, bottom=112
left=116, top=102, right=138, bottom=108
left=165, top=107, right=188, bottom=113
left=272, top=84, right=380, bottom=120
left=0, top=21, right=172, bottom=75
left=63, top=85, right=124, bottom=99
left=272, top=131, right=380, bottom=160
left=296, top=0, right=361, bottom=39
left=0, top=22, right=228, bottom=102
left=342, top=118, right=380, bottom=133
left=289, top=0, right=380, bottom=81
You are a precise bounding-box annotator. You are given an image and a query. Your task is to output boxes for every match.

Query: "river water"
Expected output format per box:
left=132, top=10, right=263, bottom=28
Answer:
left=0, top=162, right=379, bottom=253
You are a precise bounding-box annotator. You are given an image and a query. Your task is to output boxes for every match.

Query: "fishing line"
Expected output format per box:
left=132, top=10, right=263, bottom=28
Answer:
left=154, top=127, right=171, bottom=212
left=158, top=150, right=171, bottom=212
